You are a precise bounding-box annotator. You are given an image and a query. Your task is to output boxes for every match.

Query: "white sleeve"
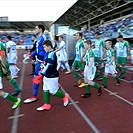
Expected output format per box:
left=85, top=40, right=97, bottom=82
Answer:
left=60, top=41, right=65, bottom=48
left=6, top=42, right=10, bottom=49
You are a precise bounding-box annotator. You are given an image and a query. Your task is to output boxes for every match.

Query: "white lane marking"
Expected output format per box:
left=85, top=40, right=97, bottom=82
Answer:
left=60, top=84, right=100, bottom=133
left=104, top=88, right=133, bottom=106
left=11, top=64, right=26, bottom=133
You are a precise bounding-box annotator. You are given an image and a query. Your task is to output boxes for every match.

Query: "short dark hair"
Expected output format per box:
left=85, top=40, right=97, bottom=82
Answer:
left=76, top=32, right=83, bottom=38
left=38, top=25, right=45, bottom=33
left=42, top=40, right=53, bottom=48
left=32, top=34, right=37, bottom=38
left=106, top=41, right=112, bottom=45
left=59, top=35, right=63, bottom=39
left=95, top=32, right=100, bottom=35
left=117, top=35, right=123, bottom=38
left=84, top=40, right=92, bottom=45
left=7, top=35, right=12, bottom=40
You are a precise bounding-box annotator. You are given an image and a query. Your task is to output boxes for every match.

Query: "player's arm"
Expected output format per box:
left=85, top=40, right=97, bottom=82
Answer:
left=88, top=57, right=94, bottom=68
left=0, top=51, right=7, bottom=74
left=101, top=40, right=106, bottom=60
left=79, top=41, right=85, bottom=61
left=88, top=49, right=94, bottom=68
left=54, top=46, right=63, bottom=52
left=80, top=48, right=87, bottom=62
left=125, top=41, right=130, bottom=59
left=30, top=50, right=37, bottom=57
left=30, top=42, right=37, bottom=53
left=7, top=47, right=10, bottom=53
left=41, top=53, right=56, bottom=75
left=114, top=44, right=117, bottom=59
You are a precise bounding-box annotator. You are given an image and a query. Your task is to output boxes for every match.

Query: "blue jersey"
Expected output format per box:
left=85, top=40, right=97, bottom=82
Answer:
left=31, top=35, right=47, bottom=62
left=41, top=50, right=59, bottom=78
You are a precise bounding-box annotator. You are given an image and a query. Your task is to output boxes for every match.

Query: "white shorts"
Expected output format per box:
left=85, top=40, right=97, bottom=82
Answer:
left=0, top=77, right=3, bottom=89
left=58, top=51, right=68, bottom=62
left=105, top=64, right=117, bottom=74
left=84, top=66, right=96, bottom=80
left=7, top=53, right=18, bottom=64
left=43, top=77, right=59, bottom=95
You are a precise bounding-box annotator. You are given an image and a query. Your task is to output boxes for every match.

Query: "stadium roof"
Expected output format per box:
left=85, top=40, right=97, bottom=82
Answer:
left=54, top=0, right=133, bottom=30
left=0, top=21, right=53, bottom=32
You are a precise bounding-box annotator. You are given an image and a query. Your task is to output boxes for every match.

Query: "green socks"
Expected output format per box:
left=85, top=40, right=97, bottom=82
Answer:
left=55, top=90, right=65, bottom=98
left=85, top=83, right=91, bottom=94
left=121, top=66, right=126, bottom=76
left=92, top=82, right=101, bottom=89
left=117, top=65, right=122, bottom=71
left=44, top=91, right=50, bottom=104
left=115, top=75, right=120, bottom=82
left=99, top=67, right=103, bottom=78
left=72, top=69, right=79, bottom=82
left=44, top=90, right=65, bottom=104
left=9, top=78, right=21, bottom=91
left=103, top=75, right=108, bottom=86
left=3, top=92, right=17, bottom=102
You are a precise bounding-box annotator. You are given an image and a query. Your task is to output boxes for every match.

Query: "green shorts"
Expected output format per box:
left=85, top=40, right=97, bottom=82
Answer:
left=94, top=57, right=102, bottom=64
left=0, top=60, right=11, bottom=77
left=116, top=57, right=127, bottom=65
left=72, top=60, right=85, bottom=70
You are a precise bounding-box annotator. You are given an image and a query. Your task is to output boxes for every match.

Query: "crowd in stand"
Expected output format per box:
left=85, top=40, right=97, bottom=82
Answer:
left=84, top=16, right=133, bottom=39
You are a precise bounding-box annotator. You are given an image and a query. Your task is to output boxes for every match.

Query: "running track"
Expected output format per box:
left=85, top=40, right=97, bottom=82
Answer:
left=1, top=50, right=132, bottom=133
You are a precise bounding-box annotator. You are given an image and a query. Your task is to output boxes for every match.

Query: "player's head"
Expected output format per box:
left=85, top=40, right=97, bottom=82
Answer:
left=105, top=41, right=112, bottom=49
left=84, top=40, right=92, bottom=49
left=32, top=34, right=37, bottom=41
left=95, top=32, right=100, bottom=39
left=35, top=25, right=45, bottom=35
left=117, top=35, right=123, bottom=42
left=76, top=32, right=82, bottom=40
left=6, top=35, right=12, bottom=41
left=42, top=40, right=53, bottom=52
left=58, top=35, right=63, bottom=42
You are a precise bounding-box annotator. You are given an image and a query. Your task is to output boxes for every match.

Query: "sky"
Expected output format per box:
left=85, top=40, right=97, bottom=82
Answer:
left=0, top=0, right=77, bottom=22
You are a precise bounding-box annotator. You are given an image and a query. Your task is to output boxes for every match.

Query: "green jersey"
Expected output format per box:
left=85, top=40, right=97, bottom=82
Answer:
left=85, top=48, right=95, bottom=67
left=0, top=41, right=6, bottom=61
left=94, top=39, right=106, bottom=57
left=75, top=40, right=84, bottom=61
left=115, top=40, right=130, bottom=57
left=0, top=41, right=6, bottom=51
left=106, top=48, right=115, bottom=65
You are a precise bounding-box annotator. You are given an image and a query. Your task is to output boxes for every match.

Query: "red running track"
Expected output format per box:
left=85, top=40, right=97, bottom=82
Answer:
left=1, top=50, right=132, bottom=133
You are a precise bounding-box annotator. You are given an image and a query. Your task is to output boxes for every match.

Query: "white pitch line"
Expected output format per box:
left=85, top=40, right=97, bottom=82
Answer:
left=104, top=88, right=133, bottom=106
left=120, top=78, right=132, bottom=83
left=78, top=73, right=132, bottom=105
left=60, top=85, right=100, bottom=133
left=11, top=64, right=26, bottom=133
left=126, top=71, right=133, bottom=74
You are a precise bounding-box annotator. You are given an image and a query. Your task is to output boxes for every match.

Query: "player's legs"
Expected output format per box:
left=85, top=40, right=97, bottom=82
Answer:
left=80, top=67, right=91, bottom=98
left=4, top=61, right=22, bottom=96
left=32, top=62, right=42, bottom=96
left=88, top=67, right=102, bottom=96
left=64, top=61, right=71, bottom=74
left=57, top=61, right=62, bottom=71
left=0, top=78, right=21, bottom=109
left=119, top=57, right=127, bottom=79
left=96, top=57, right=103, bottom=81
left=8, top=54, right=18, bottom=77
left=23, top=62, right=41, bottom=104
left=72, top=60, right=81, bottom=82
